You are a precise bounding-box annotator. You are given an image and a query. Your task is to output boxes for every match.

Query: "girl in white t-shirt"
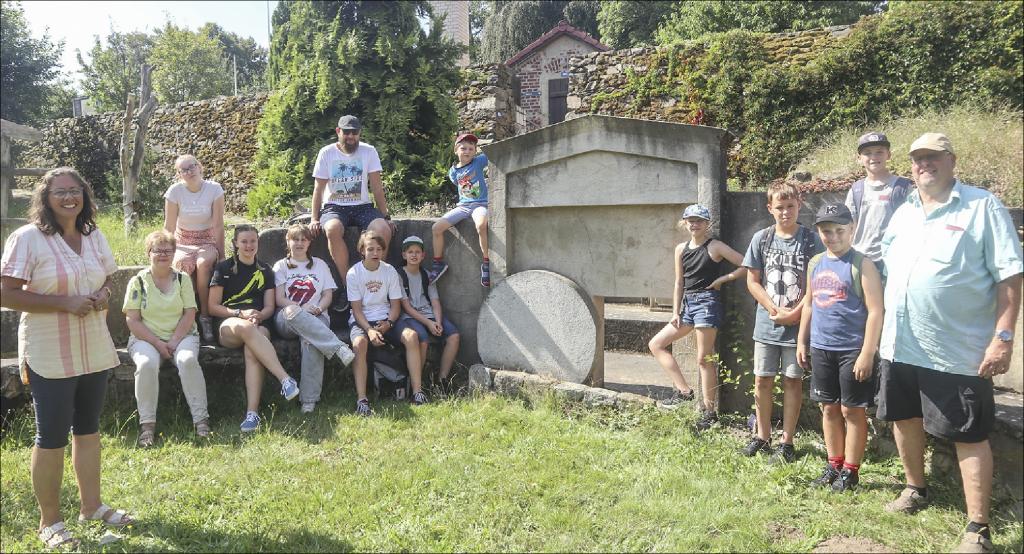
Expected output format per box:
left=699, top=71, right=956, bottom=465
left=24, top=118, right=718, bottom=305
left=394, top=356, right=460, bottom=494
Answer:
left=272, top=224, right=355, bottom=414
left=346, top=230, right=404, bottom=417
left=163, top=154, right=225, bottom=344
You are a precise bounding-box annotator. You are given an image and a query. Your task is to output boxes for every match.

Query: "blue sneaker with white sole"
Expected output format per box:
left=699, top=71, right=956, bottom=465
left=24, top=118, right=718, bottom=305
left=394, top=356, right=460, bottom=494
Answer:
left=281, top=377, right=299, bottom=401
left=240, top=411, right=260, bottom=433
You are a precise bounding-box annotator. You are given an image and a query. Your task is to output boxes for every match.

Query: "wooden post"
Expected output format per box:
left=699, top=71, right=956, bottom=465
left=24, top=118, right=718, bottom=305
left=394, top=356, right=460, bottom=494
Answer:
left=1, top=134, right=11, bottom=221
left=120, top=64, right=157, bottom=237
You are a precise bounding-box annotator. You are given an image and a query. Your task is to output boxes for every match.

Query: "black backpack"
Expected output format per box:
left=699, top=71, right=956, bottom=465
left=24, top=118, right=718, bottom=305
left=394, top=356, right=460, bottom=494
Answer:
left=398, top=266, right=431, bottom=305
left=369, top=345, right=409, bottom=400
left=757, top=224, right=817, bottom=264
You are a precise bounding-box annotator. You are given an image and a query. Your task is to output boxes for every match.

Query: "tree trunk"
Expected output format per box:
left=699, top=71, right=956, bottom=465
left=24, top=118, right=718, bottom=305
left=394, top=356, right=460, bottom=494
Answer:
left=120, top=64, right=158, bottom=237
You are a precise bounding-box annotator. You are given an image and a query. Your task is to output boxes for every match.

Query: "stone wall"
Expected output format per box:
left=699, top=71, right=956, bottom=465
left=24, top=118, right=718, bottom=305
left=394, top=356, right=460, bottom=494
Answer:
left=454, top=64, right=516, bottom=143
left=509, top=34, right=604, bottom=132
left=565, top=26, right=854, bottom=124
left=20, top=93, right=268, bottom=212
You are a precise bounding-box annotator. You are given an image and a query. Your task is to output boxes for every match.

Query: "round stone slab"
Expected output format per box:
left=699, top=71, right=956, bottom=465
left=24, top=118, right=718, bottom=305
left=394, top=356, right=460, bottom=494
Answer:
left=477, top=270, right=599, bottom=383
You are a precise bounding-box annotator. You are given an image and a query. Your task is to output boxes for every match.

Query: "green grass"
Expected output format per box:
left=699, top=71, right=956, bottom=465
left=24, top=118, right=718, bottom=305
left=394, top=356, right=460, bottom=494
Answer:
left=2, top=381, right=1021, bottom=552
left=95, top=211, right=165, bottom=266
left=795, top=104, right=1024, bottom=207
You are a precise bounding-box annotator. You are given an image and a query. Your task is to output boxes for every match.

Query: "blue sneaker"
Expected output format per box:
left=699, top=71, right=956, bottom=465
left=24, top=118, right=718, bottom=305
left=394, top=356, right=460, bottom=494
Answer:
left=355, top=398, right=373, bottom=417
left=427, top=259, right=448, bottom=285
left=239, top=411, right=260, bottom=433
left=480, top=261, right=490, bottom=287
left=281, top=377, right=299, bottom=401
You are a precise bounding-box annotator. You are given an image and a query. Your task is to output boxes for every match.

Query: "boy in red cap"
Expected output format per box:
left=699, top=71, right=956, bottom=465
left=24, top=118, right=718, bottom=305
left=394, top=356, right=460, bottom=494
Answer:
left=430, top=132, right=490, bottom=287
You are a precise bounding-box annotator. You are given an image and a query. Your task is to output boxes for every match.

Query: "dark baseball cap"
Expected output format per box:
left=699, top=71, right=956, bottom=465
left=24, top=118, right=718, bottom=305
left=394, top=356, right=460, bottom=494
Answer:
left=337, top=115, right=361, bottom=130
left=857, top=131, right=890, bottom=153
left=455, top=132, right=478, bottom=145
left=815, top=203, right=853, bottom=225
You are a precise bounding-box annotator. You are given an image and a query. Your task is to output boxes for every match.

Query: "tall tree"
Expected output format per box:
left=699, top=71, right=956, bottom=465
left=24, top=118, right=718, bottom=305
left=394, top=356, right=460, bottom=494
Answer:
left=77, top=29, right=154, bottom=113
left=149, top=22, right=233, bottom=104
left=468, top=0, right=492, bottom=63
left=479, top=1, right=568, bottom=64
left=199, top=23, right=268, bottom=92
left=252, top=0, right=462, bottom=217
left=598, top=0, right=677, bottom=49
left=657, top=1, right=881, bottom=43
left=0, top=0, right=69, bottom=123
left=561, top=0, right=601, bottom=39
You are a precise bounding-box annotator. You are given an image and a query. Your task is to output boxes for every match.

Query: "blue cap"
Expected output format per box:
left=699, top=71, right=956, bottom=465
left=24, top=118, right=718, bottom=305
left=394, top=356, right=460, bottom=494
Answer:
left=681, top=204, right=711, bottom=221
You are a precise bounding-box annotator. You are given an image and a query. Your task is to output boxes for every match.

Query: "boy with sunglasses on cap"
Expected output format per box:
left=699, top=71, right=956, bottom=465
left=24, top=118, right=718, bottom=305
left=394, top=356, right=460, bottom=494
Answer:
left=844, top=132, right=913, bottom=275
left=430, top=132, right=490, bottom=287
left=797, top=202, right=884, bottom=492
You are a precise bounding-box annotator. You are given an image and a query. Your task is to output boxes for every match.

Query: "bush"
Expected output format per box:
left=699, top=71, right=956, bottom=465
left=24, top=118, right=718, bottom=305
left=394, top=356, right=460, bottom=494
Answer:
left=102, top=150, right=173, bottom=219
left=797, top=104, right=1024, bottom=206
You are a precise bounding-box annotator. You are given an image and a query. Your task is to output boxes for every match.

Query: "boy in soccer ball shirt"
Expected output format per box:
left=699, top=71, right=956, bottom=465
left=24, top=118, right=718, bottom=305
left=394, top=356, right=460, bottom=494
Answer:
left=430, top=133, right=490, bottom=287
left=742, top=182, right=823, bottom=463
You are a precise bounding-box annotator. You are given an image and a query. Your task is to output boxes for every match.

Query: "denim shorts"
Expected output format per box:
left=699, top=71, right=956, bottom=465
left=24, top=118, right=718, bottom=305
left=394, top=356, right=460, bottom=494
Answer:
left=394, top=316, right=459, bottom=343
left=319, top=203, right=385, bottom=230
left=679, top=290, right=722, bottom=328
left=441, top=202, right=487, bottom=226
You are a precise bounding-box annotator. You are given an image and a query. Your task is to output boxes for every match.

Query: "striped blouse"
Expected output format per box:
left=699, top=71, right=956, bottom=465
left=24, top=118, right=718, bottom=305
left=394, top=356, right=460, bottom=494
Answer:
left=1, top=224, right=119, bottom=379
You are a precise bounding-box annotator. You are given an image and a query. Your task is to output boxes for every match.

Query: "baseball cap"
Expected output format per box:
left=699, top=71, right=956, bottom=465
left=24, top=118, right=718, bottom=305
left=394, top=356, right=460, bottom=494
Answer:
left=402, top=235, right=425, bottom=250
left=909, top=132, right=954, bottom=155
left=337, top=115, right=361, bottom=130
left=681, top=204, right=712, bottom=221
left=455, top=132, right=479, bottom=145
left=815, top=203, right=853, bottom=225
left=857, top=131, right=890, bottom=153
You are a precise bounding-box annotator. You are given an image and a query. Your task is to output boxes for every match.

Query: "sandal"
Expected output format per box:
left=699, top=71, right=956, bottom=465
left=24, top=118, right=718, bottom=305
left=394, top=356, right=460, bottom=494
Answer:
left=137, top=423, right=155, bottom=448
left=194, top=419, right=211, bottom=438
left=79, top=503, right=134, bottom=528
left=38, top=521, right=79, bottom=550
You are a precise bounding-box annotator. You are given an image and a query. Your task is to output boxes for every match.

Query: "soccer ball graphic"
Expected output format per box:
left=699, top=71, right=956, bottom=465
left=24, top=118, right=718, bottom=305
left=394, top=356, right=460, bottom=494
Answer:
left=766, top=267, right=802, bottom=308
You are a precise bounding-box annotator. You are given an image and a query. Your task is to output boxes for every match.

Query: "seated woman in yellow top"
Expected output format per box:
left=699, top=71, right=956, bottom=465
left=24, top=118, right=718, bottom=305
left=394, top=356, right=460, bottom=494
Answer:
left=124, top=230, right=211, bottom=447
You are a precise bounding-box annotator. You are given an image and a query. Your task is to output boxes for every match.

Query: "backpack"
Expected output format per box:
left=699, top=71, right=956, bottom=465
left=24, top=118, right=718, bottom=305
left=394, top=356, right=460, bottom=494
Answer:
left=757, top=224, right=817, bottom=266
left=807, top=250, right=866, bottom=301
left=850, top=176, right=912, bottom=224
left=369, top=345, right=409, bottom=400
left=132, top=270, right=184, bottom=308
left=399, top=266, right=431, bottom=305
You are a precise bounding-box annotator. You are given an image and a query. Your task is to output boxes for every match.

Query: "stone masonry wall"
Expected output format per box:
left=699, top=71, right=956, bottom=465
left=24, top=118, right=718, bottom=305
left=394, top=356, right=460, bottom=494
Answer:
left=454, top=64, right=516, bottom=142
left=20, top=94, right=268, bottom=213
left=565, top=25, right=854, bottom=124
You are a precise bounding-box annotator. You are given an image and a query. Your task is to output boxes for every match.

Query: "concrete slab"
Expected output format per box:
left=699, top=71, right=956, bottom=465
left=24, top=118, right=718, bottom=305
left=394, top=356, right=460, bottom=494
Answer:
left=602, top=350, right=675, bottom=401
left=477, top=270, right=599, bottom=383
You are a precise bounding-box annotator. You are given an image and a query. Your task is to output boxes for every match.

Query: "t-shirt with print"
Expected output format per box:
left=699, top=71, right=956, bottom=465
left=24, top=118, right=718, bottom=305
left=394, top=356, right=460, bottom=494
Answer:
left=400, top=266, right=439, bottom=320
left=272, top=256, right=336, bottom=308
left=164, top=180, right=224, bottom=231
left=312, top=142, right=383, bottom=206
left=844, top=175, right=912, bottom=262
left=448, top=152, right=488, bottom=204
left=346, top=261, right=404, bottom=324
left=209, top=257, right=275, bottom=311
left=742, top=225, right=823, bottom=345
left=123, top=268, right=198, bottom=341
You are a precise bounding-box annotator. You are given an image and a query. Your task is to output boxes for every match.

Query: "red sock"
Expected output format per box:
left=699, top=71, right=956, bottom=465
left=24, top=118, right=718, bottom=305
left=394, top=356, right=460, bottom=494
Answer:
left=433, top=257, right=442, bottom=262
left=843, top=461, right=860, bottom=474
left=483, top=257, right=489, bottom=263
left=827, top=456, right=844, bottom=470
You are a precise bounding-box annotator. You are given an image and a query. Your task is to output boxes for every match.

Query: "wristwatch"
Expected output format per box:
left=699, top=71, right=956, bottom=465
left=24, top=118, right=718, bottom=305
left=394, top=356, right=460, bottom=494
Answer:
left=995, top=329, right=1014, bottom=342
left=233, top=308, right=242, bottom=318
left=383, top=214, right=392, bottom=221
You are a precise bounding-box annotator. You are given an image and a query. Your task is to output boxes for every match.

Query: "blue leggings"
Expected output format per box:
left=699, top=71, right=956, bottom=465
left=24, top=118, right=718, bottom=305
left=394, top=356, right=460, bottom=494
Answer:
left=28, top=366, right=109, bottom=449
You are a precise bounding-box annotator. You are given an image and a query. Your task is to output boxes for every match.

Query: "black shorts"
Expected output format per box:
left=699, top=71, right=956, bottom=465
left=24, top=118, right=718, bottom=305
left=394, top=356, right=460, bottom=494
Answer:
left=809, top=348, right=877, bottom=408
left=27, top=366, right=109, bottom=449
left=876, top=360, right=994, bottom=443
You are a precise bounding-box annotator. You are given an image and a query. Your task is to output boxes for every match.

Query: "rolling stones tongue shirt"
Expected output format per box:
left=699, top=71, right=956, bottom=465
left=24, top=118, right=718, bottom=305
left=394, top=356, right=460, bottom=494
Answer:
left=272, top=257, right=337, bottom=308
left=742, top=225, right=822, bottom=345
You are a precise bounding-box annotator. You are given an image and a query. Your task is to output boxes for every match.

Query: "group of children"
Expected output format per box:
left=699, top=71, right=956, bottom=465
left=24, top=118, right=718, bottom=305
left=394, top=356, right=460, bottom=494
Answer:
left=649, top=131, right=908, bottom=491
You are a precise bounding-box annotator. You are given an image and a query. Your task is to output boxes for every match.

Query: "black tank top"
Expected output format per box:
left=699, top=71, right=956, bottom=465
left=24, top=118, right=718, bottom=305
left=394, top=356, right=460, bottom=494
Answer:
left=682, top=238, right=723, bottom=292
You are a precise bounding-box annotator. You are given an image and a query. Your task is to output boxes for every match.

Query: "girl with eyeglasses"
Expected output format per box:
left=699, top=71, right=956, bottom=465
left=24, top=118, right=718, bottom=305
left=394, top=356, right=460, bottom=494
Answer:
left=163, top=154, right=226, bottom=345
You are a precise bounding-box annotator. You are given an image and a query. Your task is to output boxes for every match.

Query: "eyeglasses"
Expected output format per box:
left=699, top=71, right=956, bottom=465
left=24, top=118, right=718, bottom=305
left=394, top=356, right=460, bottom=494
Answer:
left=341, top=129, right=360, bottom=136
left=910, top=152, right=948, bottom=165
left=51, top=188, right=83, bottom=199
left=177, top=164, right=199, bottom=174
left=150, top=249, right=174, bottom=256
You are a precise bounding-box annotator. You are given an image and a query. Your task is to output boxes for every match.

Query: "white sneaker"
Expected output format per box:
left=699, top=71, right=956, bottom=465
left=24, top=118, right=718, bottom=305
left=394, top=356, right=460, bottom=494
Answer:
left=337, top=343, right=356, bottom=366
left=301, top=402, right=316, bottom=414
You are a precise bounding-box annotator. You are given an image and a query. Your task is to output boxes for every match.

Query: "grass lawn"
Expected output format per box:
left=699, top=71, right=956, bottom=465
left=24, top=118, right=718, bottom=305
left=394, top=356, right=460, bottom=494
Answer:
left=2, top=380, right=1021, bottom=553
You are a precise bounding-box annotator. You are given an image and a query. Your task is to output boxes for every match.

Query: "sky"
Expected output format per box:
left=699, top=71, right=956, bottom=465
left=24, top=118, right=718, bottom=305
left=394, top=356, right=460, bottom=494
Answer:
left=20, top=1, right=279, bottom=87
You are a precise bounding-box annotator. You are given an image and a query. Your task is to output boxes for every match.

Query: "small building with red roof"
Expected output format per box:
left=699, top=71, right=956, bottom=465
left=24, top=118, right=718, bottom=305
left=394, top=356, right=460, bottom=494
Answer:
left=505, top=20, right=610, bottom=133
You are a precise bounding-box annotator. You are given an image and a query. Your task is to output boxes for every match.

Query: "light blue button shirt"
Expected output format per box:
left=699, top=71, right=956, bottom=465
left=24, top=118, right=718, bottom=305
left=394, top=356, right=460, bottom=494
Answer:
left=880, top=181, right=1023, bottom=375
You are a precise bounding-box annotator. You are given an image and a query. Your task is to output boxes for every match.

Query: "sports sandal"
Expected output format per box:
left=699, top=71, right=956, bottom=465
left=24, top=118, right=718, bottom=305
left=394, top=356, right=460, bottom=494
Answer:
left=137, top=423, right=156, bottom=448
left=38, top=522, right=79, bottom=551
left=194, top=419, right=211, bottom=438
left=79, top=503, right=134, bottom=527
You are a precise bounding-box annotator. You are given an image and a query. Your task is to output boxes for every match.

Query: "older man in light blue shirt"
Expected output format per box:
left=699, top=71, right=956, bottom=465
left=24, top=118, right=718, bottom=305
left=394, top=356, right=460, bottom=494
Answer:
left=877, top=133, right=1022, bottom=554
